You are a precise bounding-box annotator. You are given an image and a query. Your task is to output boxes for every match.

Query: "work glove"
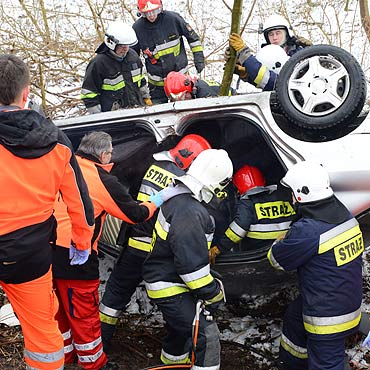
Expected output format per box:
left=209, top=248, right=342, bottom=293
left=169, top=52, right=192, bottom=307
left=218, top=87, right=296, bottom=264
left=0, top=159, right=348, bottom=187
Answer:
left=209, top=246, right=221, bottom=265
left=195, top=60, right=205, bottom=74
left=144, top=98, right=153, bottom=106
left=69, top=244, right=90, bottom=265
left=234, top=64, right=247, bottom=79
left=229, top=33, right=245, bottom=52
left=148, top=192, right=164, bottom=208
left=362, top=331, right=370, bottom=347
left=296, top=36, right=312, bottom=47
left=87, top=104, right=101, bottom=114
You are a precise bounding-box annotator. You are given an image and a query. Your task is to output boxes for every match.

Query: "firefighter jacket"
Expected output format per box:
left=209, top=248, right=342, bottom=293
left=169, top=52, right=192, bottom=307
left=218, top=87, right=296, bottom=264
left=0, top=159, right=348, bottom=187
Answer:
left=268, top=210, right=363, bottom=338
left=241, top=38, right=303, bottom=91
left=53, top=152, right=157, bottom=280
left=143, top=193, right=223, bottom=305
left=218, top=185, right=296, bottom=253
left=0, top=108, right=94, bottom=284
left=81, top=44, right=149, bottom=112
left=128, top=158, right=185, bottom=257
left=133, top=11, right=204, bottom=100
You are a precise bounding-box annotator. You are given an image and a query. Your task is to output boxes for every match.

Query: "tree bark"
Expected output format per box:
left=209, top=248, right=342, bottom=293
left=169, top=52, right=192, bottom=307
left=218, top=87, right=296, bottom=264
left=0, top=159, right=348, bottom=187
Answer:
left=219, top=0, right=243, bottom=96
left=360, top=0, right=370, bottom=43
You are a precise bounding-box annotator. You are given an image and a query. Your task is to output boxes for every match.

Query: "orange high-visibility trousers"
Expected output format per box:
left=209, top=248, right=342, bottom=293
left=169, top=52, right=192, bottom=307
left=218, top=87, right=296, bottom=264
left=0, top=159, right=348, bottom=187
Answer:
left=1, top=268, right=64, bottom=369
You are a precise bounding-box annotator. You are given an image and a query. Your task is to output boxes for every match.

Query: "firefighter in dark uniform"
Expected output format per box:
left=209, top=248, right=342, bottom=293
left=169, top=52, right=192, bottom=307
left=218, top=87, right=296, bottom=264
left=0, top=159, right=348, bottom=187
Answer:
left=209, top=165, right=296, bottom=263
left=227, top=14, right=311, bottom=91
left=268, top=161, right=363, bottom=370
left=81, top=21, right=152, bottom=114
left=143, top=149, right=233, bottom=369
left=164, top=71, right=234, bottom=101
left=133, top=0, right=205, bottom=104
left=99, top=134, right=211, bottom=350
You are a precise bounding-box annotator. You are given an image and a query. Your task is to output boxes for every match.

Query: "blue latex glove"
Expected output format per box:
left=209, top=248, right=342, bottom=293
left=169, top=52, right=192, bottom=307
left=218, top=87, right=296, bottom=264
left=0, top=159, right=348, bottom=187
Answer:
left=69, top=244, right=90, bottom=265
left=362, top=331, right=370, bottom=347
left=148, top=192, right=163, bottom=207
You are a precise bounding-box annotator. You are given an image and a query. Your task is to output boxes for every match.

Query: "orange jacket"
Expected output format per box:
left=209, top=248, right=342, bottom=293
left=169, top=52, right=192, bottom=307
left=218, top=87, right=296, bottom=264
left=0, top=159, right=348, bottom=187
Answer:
left=55, top=153, right=156, bottom=252
left=0, top=109, right=94, bottom=283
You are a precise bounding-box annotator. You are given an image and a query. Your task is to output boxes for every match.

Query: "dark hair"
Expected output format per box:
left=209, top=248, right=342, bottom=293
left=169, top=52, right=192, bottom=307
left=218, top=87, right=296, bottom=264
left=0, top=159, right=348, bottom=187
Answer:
left=0, top=54, right=30, bottom=105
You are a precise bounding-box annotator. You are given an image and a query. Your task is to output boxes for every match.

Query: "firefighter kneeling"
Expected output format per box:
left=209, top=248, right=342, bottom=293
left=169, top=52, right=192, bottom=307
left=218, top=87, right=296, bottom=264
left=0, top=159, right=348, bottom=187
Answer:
left=143, top=149, right=233, bottom=369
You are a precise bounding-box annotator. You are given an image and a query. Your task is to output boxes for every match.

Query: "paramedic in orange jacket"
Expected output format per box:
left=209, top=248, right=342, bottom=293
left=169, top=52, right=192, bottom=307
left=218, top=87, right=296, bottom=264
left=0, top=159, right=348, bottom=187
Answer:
left=0, top=54, right=95, bottom=370
left=53, top=131, right=159, bottom=370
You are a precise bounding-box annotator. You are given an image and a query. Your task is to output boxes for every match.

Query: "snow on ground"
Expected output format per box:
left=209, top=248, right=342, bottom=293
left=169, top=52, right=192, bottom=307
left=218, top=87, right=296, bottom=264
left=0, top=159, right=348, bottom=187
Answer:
left=98, top=246, right=370, bottom=368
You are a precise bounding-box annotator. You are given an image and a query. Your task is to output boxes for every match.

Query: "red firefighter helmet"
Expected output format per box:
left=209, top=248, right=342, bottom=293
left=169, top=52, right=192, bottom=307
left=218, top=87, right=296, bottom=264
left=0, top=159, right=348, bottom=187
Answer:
left=164, top=71, right=195, bottom=101
left=169, top=134, right=211, bottom=170
left=233, top=165, right=266, bottom=195
left=138, top=0, right=162, bottom=13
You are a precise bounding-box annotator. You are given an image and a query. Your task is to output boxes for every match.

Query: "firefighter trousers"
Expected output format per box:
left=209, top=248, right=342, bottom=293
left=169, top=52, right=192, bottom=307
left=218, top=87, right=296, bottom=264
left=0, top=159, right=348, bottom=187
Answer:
left=99, top=247, right=146, bottom=346
left=280, top=295, right=348, bottom=370
left=54, top=278, right=108, bottom=370
left=155, top=292, right=220, bottom=370
left=1, top=268, right=64, bottom=369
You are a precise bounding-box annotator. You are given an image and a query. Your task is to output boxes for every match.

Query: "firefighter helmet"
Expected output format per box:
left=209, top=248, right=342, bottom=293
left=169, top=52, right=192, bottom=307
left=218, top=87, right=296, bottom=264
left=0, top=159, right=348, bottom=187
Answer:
left=138, top=0, right=162, bottom=14
left=233, top=165, right=265, bottom=195
left=169, top=134, right=211, bottom=170
left=104, top=21, right=138, bottom=50
left=164, top=71, right=195, bottom=101
left=280, top=161, right=333, bottom=203
left=187, top=149, right=233, bottom=196
left=255, top=44, right=289, bottom=74
left=263, top=14, right=292, bottom=44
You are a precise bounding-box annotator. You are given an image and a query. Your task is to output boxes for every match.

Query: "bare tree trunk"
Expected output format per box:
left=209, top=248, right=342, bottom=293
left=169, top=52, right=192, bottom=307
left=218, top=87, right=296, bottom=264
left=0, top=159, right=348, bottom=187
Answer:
left=219, top=0, right=243, bottom=96
left=360, top=0, right=370, bottom=42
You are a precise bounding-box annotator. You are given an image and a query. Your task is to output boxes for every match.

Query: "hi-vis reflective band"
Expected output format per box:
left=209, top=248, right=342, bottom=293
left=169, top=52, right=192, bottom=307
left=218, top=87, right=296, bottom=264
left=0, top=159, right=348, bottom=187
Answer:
left=102, top=75, right=125, bottom=91
left=145, top=280, right=189, bottom=298
left=303, top=308, right=361, bottom=335
left=80, top=88, right=98, bottom=100
left=24, top=348, right=64, bottom=366
left=318, top=218, right=363, bottom=266
left=131, top=68, right=145, bottom=87
left=153, top=39, right=181, bottom=60
left=254, top=65, right=269, bottom=89
left=143, top=165, right=175, bottom=189
left=78, top=347, right=104, bottom=363
left=280, top=333, right=308, bottom=359
left=128, top=236, right=152, bottom=252
left=189, top=40, right=204, bottom=53
left=267, top=247, right=284, bottom=271
left=226, top=221, right=291, bottom=243
left=255, top=201, right=295, bottom=220
left=161, top=348, right=190, bottom=365
left=152, top=209, right=213, bottom=248
left=99, top=303, right=122, bottom=320
left=247, top=221, right=292, bottom=240
left=180, top=265, right=214, bottom=290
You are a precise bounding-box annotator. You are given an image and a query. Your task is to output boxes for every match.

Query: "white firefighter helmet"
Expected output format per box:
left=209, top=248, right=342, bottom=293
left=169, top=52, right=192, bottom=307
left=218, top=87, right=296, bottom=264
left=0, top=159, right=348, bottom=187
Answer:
left=263, top=14, right=292, bottom=44
left=176, top=149, right=233, bottom=203
left=280, top=161, right=334, bottom=203
left=255, top=44, right=289, bottom=74
left=104, top=21, right=138, bottom=50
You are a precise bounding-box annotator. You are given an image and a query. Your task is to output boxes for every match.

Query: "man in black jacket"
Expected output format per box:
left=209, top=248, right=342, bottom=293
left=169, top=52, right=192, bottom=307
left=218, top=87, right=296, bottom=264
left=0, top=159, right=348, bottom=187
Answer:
left=81, top=21, right=152, bottom=113
left=133, top=0, right=205, bottom=104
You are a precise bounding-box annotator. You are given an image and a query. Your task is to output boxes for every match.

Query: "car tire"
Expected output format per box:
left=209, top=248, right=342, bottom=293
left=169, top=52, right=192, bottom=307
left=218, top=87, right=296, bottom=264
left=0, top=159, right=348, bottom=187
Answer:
left=276, top=44, right=367, bottom=130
